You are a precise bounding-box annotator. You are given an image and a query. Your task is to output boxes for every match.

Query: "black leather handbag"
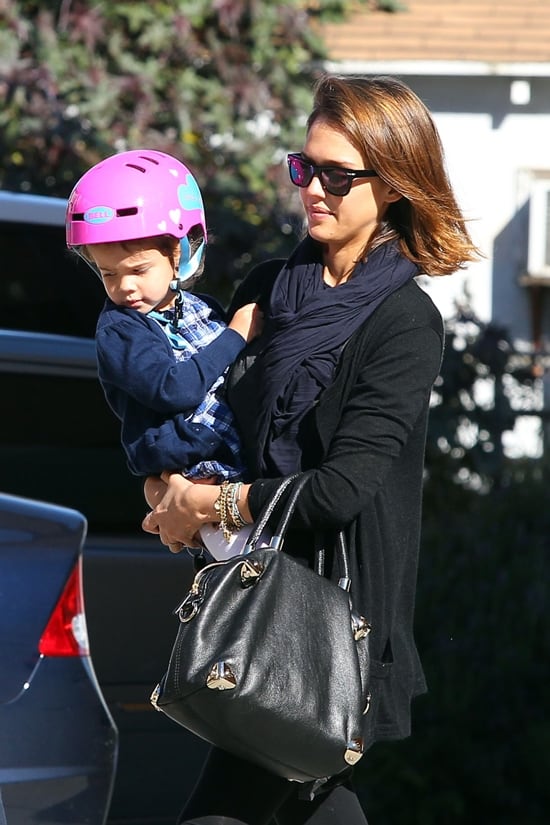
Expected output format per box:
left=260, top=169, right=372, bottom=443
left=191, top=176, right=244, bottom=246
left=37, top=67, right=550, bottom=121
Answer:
left=150, top=473, right=372, bottom=784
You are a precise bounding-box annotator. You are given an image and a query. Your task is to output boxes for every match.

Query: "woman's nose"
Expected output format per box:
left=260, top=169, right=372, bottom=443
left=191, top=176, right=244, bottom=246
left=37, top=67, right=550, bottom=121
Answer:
left=303, top=172, right=325, bottom=196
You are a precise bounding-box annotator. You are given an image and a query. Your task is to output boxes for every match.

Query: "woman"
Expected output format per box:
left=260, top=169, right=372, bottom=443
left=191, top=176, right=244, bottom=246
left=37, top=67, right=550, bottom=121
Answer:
left=142, top=74, right=480, bottom=825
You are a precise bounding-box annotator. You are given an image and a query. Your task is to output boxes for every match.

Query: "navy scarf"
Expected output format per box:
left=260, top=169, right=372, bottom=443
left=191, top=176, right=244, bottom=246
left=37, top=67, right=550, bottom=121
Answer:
left=255, top=237, right=418, bottom=476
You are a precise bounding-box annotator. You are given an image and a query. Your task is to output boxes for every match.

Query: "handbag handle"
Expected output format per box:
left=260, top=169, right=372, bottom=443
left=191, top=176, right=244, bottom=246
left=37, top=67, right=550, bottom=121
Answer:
left=244, top=472, right=301, bottom=551
left=244, top=473, right=352, bottom=591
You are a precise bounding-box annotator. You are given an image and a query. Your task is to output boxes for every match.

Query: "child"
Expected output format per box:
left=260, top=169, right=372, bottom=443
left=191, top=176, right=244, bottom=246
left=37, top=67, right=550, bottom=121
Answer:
left=65, top=149, right=262, bottom=558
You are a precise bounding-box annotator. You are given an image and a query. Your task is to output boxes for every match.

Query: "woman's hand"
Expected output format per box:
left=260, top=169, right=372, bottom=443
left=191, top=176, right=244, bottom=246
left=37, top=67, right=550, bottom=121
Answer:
left=142, top=473, right=220, bottom=552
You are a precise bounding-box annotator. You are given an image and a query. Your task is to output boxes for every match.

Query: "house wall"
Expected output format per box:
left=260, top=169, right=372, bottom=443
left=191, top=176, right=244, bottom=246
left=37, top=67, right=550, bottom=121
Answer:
left=396, top=74, right=550, bottom=355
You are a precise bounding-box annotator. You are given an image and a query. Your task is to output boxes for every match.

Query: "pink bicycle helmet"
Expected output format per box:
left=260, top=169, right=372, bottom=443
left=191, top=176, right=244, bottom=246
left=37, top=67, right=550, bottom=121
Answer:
left=66, top=149, right=206, bottom=286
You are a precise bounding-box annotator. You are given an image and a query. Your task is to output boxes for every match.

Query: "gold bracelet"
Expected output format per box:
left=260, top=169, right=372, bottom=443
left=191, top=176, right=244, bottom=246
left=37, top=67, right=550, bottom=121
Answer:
left=214, top=481, right=232, bottom=541
left=213, top=481, right=248, bottom=542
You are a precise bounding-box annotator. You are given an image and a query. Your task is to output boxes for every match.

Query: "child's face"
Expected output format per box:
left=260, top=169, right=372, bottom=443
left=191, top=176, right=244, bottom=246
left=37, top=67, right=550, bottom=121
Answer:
left=88, top=240, right=177, bottom=314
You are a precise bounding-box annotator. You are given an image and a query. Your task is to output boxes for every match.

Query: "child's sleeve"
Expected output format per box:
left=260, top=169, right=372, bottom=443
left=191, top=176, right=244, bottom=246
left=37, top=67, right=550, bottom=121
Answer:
left=124, top=412, right=233, bottom=477
left=97, top=316, right=245, bottom=415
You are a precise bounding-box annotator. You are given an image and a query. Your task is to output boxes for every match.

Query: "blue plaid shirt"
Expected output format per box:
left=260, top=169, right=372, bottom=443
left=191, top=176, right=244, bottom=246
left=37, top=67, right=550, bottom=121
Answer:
left=149, top=292, right=245, bottom=480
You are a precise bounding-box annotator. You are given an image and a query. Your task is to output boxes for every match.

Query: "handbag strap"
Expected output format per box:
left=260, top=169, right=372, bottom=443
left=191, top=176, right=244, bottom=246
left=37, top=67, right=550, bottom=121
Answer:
left=245, top=472, right=301, bottom=550
left=245, top=473, right=352, bottom=591
left=313, top=529, right=351, bottom=590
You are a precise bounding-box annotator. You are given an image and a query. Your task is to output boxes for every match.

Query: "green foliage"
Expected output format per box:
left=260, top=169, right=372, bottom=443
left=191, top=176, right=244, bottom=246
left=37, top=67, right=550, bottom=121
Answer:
left=426, top=310, right=545, bottom=491
left=356, top=461, right=550, bottom=824
left=0, top=0, right=379, bottom=297
left=377, top=0, right=408, bottom=11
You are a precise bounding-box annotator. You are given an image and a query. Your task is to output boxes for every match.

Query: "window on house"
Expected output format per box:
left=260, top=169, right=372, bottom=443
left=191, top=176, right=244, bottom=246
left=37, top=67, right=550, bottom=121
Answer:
left=527, top=178, right=550, bottom=278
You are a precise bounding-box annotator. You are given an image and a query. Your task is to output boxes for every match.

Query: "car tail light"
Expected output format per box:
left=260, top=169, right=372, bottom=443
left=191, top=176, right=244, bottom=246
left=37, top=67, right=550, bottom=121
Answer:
left=39, top=558, right=90, bottom=657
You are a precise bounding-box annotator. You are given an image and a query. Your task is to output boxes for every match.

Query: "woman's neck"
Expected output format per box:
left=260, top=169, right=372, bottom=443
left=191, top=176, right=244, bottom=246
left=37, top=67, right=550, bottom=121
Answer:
left=322, top=244, right=365, bottom=286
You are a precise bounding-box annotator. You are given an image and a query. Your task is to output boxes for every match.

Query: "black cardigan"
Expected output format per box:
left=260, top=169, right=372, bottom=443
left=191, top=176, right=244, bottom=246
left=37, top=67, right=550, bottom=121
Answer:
left=227, top=260, right=444, bottom=747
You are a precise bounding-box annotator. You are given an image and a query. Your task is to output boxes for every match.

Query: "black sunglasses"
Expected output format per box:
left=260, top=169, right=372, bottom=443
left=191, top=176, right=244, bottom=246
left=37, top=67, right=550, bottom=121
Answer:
left=287, top=153, right=378, bottom=197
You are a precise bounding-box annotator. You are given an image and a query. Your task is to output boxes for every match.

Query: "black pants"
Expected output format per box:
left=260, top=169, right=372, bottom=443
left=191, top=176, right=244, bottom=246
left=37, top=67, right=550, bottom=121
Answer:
left=177, top=748, right=369, bottom=825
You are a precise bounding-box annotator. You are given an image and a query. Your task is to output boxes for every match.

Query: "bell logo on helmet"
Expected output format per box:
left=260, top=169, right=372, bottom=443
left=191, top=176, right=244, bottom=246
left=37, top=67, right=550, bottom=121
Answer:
left=83, top=206, right=116, bottom=225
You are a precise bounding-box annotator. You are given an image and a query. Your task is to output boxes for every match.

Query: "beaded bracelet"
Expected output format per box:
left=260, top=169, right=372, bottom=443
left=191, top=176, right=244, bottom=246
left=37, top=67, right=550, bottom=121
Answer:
left=213, top=481, right=247, bottom=542
left=213, top=481, right=232, bottom=542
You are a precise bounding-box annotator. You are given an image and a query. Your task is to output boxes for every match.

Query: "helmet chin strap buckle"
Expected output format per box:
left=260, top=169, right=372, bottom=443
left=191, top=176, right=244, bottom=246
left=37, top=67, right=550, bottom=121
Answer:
left=173, top=289, right=184, bottom=324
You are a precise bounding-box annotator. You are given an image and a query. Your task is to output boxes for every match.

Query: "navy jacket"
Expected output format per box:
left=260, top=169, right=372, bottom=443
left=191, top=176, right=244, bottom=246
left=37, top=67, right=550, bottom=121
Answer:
left=95, top=298, right=246, bottom=476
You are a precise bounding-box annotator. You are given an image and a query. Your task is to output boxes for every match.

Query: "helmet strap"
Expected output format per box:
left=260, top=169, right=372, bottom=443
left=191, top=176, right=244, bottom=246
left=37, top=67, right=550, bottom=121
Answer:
left=168, top=235, right=206, bottom=318
left=173, top=289, right=184, bottom=324
left=175, top=238, right=206, bottom=290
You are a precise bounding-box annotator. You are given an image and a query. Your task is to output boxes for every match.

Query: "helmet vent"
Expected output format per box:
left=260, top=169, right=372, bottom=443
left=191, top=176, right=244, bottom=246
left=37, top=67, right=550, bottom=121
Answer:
left=125, top=155, right=160, bottom=173
left=70, top=206, right=138, bottom=222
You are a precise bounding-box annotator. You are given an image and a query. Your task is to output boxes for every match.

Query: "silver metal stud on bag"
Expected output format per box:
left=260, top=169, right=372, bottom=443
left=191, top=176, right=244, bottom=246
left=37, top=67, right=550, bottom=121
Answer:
left=343, top=737, right=364, bottom=766
left=239, top=558, right=264, bottom=585
left=206, top=661, right=237, bottom=691
left=150, top=683, right=161, bottom=709
left=352, top=613, right=371, bottom=641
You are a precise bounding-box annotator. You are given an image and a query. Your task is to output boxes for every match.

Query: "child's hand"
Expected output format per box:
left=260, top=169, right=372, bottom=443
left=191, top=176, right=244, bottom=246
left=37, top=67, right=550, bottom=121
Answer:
left=228, top=302, right=264, bottom=343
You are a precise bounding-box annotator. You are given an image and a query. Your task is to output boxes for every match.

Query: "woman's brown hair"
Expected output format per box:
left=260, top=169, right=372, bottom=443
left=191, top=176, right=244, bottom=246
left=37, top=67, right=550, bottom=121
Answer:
left=307, top=74, right=481, bottom=276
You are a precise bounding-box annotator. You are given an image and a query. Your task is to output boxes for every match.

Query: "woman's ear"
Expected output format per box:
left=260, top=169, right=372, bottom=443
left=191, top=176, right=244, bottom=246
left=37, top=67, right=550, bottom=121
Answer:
left=384, top=185, right=403, bottom=204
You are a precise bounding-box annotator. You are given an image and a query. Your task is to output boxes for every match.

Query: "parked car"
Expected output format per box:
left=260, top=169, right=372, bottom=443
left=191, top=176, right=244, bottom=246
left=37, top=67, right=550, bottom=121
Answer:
left=0, top=192, right=209, bottom=823
left=0, top=491, right=117, bottom=824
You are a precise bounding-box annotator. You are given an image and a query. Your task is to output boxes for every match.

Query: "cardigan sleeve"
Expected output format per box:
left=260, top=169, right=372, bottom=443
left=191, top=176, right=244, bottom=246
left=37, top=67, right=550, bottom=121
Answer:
left=96, top=314, right=246, bottom=415
left=247, top=287, right=444, bottom=529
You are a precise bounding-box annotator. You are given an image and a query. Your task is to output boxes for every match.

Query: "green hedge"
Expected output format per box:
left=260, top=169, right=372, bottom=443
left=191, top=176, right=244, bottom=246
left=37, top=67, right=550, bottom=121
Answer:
left=356, top=459, right=550, bottom=823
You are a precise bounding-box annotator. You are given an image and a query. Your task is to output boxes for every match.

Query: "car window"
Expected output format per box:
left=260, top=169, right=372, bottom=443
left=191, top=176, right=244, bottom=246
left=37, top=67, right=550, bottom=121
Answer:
left=0, top=368, right=146, bottom=534
left=0, top=220, right=104, bottom=338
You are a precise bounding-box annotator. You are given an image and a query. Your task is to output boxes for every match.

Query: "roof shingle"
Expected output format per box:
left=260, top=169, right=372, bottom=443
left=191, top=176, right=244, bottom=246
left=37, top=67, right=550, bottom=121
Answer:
left=321, top=0, right=550, bottom=65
